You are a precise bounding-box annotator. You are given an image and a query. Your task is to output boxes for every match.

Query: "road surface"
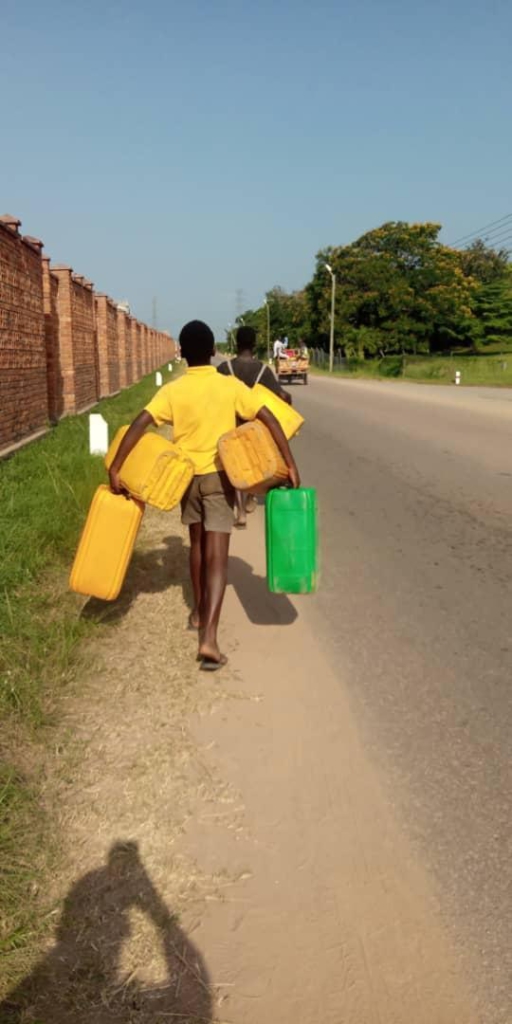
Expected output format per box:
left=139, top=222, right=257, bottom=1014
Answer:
left=179, top=372, right=512, bottom=1023
left=291, top=377, right=512, bottom=1021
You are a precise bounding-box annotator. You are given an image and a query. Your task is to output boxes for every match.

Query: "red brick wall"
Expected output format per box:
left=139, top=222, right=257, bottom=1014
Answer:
left=117, top=307, right=128, bottom=389
left=95, top=294, right=119, bottom=397
left=0, top=217, right=49, bottom=451
left=42, top=256, right=61, bottom=422
left=133, top=320, right=143, bottom=380
left=0, top=212, right=177, bottom=454
left=140, top=323, right=147, bottom=376
left=50, top=267, right=97, bottom=415
left=124, top=314, right=134, bottom=386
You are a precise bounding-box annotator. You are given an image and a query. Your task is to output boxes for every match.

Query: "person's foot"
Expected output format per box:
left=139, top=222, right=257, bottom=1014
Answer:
left=234, top=510, right=247, bottom=528
left=199, top=653, right=228, bottom=672
left=245, top=494, right=257, bottom=514
left=198, top=637, right=227, bottom=670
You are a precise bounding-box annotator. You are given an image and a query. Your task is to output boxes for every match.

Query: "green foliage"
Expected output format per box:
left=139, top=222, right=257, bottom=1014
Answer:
left=459, top=239, right=510, bottom=284
left=0, top=369, right=180, bottom=970
left=238, top=222, right=511, bottom=361
left=473, top=272, right=512, bottom=349
left=312, top=352, right=512, bottom=385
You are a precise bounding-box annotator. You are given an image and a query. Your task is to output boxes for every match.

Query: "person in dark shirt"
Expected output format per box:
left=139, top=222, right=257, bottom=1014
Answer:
left=218, top=326, right=291, bottom=398
left=218, top=326, right=291, bottom=528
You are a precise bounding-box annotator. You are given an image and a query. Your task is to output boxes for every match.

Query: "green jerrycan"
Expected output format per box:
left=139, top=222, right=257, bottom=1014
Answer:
left=265, top=487, right=318, bottom=594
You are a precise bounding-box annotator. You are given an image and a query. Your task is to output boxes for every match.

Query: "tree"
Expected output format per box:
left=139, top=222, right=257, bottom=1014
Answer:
left=237, top=287, right=310, bottom=354
left=459, top=239, right=509, bottom=284
left=307, top=223, right=479, bottom=357
left=473, top=271, right=512, bottom=349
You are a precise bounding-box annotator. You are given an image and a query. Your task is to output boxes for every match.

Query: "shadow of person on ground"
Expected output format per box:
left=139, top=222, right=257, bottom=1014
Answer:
left=81, top=531, right=297, bottom=629
left=0, top=841, right=213, bottom=1024
left=81, top=534, right=194, bottom=626
left=228, top=555, right=297, bottom=626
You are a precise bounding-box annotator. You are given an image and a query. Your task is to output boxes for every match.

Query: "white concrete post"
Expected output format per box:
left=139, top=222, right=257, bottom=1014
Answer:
left=455, top=370, right=461, bottom=386
left=155, top=371, right=163, bottom=386
left=89, top=414, right=109, bottom=456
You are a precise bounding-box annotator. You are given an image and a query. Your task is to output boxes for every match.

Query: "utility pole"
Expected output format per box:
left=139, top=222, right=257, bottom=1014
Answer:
left=324, top=264, right=336, bottom=373
left=264, top=298, right=270, bottom=362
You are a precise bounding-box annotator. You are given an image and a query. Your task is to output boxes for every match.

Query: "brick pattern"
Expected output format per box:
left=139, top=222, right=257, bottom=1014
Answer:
left=133, top=320, right=142, bottom=381
left=0, top=218, right=48, bottom=450
left=124, top=313, right=134, bottom=387
left=95, top=294, right=120, bottom=398
left=0, top=213, right=175, bottom=453
left=42, top=257, right=61, bottom=421
left=117, top=307, right=128, bottom=389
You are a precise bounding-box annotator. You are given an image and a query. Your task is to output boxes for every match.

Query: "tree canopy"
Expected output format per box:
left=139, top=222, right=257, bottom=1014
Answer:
left=235, top=221, right=511, bottom=359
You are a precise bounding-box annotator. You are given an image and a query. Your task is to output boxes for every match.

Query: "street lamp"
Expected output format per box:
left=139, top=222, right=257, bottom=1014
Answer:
left=324, top=263, right=336, bottom=373
left=264, top=298, right=270, bottom=362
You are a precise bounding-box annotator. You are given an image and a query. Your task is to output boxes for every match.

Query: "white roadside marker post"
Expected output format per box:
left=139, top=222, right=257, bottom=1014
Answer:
left=455, top=370, right=461, bottom=386
left=155, top=371, right=163, bottom=386
left=89, top=414, right=109, bottom=456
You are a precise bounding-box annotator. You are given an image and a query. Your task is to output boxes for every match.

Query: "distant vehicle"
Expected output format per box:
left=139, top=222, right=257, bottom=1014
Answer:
left=277, top=348, right=309, bottom=385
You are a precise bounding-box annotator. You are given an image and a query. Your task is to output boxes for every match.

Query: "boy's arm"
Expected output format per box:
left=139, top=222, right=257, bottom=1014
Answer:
left=108, top=410, right=155, bottom=494
left=257, top=406, right=300, bottom=488
left=260, top=366, right=293, bottom=406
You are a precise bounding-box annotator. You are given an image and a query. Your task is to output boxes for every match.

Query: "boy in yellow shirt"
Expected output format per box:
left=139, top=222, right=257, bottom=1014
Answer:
left=109, top=320, right=300, bottom=671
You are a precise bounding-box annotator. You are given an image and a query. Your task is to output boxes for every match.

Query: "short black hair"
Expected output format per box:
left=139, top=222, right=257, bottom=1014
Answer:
left=179, top=320, right=215, bottom=365
left=236, top=325, right=256, bottom=353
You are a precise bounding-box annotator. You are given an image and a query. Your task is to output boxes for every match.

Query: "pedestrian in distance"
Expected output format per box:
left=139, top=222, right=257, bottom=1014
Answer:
left=273, top=336, right=286, bottom=373
left=108, top=320, right=300, bottom=671
left=218, top=325, right=292, bottom=528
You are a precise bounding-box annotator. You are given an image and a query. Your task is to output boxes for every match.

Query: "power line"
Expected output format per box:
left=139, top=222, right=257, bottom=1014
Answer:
left=448, top=213, right=512, bottom=248
left=459, top=226, right=512, bottom=251
left=477, top=226, right=512, bottom=248
left=459, top=230, right=512, bottom=253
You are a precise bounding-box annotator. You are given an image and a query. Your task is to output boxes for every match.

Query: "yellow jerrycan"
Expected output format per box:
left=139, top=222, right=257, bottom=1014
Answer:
left=105, top=426, right=194, bottom=511
left=218, top=420, right=289, bottom=493
left=70, top=485, right=144, bottom=601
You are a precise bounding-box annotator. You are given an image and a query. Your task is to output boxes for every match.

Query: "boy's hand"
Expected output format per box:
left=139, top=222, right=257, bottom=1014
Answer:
left=288, top=463, right=301, bottom=489
left=109, top=467, right=123, bottom=495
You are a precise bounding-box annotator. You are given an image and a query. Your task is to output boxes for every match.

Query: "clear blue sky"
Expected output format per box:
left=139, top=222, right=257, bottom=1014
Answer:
left=1, top=0, right=511, bottom=339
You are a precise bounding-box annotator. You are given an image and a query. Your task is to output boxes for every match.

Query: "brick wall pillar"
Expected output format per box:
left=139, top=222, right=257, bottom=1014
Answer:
left=51, top=267, right=97, bottom=414
left=117, top=307, right=128, bottom=389
left=42, top=256, right=61, bottom=421
left=50, top=266, right=74, bottom=414
left=95, top=294, right=120, bottom=397
left=0, top=216, right=49, bottom=452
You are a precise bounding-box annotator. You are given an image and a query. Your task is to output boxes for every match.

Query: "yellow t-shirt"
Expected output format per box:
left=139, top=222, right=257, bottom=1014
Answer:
left=144, top=365, right=264, bottom=475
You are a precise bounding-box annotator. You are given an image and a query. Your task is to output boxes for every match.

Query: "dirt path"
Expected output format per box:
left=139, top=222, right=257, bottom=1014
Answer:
left=2, top=504, right=481, bottom=1022
left=178, top=510, right=481, bottom=1024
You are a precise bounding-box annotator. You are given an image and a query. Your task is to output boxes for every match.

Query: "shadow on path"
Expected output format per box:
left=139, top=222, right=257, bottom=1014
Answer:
left=81, top=533, right=297, bottom=629
left=81, top=535, right=194, bottom=625
left=228, top=555, right=297, bottom=626
left=0, top=841, right=213, bottom=1023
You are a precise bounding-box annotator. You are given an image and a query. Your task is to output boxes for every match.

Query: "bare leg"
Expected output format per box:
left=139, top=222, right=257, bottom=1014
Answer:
left=198, top=531, right=230, bottom=663
left=234, top=490, right=246, bottom=528
left=188, top=523, right=204, bottom=629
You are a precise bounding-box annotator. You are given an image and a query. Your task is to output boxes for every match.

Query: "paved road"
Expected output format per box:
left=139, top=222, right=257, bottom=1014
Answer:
left=290, top=377, right=512, bottom=1023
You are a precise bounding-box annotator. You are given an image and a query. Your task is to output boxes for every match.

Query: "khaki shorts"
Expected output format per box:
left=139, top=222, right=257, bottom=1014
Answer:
left=181, top=471, right=235, bottom=533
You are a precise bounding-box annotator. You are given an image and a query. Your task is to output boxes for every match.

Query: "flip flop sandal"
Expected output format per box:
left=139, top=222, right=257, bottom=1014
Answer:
left=234, top=519, right=247, bottom=529
left=199, top=654, right=228, bottom=672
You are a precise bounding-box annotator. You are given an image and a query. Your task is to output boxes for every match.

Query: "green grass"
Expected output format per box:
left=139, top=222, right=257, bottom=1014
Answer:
left=0, top=366, right=177, bottom=974
left=311, top=352, right=512, bottom=386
